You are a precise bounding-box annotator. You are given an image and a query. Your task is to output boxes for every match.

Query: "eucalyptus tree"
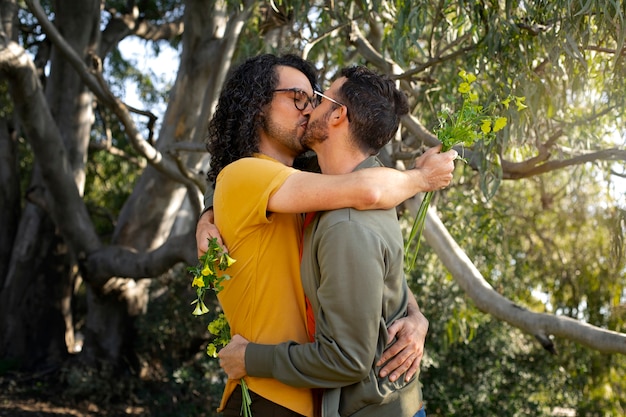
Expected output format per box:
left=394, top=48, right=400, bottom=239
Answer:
left=0, top=0, right=257, bottom=371
left=0, top=0, right=624, bottom=387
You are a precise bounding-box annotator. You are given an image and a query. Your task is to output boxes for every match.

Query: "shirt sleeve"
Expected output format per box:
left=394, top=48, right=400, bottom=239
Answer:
left=202, top=184, right=214, bottom=213
left=246, top=218, right=389, bottom=388
left=215, top=157, right=297, bottom=230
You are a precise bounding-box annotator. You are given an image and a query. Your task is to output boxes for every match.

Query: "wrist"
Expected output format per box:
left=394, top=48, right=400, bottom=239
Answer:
left=408, top=168, right=427, bottom=194
left=245, top=343, right=275, bottom=378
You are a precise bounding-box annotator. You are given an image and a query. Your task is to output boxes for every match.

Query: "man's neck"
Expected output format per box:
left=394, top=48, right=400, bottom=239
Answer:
left=315, top=142, right=369, bottom=174
left=258, top=140, right=297, bottom=167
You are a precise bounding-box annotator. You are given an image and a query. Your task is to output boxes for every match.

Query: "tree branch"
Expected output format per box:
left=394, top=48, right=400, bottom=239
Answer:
left=407, top=198, right=626, bottom=354
left=25, top=0, right=194, bottom=187
left=100, top=5, right=184, bottom=56
left=502, top=148, right=626, bottom=179
left=586, top=45, right=626, bottom=55
left=84, top=231, right=198, bottom=287
left=0, top=39, right=101, bottom=258
left=401, top=114, right=626, bottom=181
left=348, top=21, right=401, bottom=74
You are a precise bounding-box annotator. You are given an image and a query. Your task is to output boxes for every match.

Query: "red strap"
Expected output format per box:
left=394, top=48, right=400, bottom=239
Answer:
left=300, top=212, right=317, bottom=342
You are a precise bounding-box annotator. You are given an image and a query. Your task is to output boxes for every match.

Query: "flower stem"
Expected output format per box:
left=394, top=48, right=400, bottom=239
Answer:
left=404, top=190, right=434, bottom=271
left=240, top=378, right=252, bottom=417
left=404, top=140, right=454, bottom=271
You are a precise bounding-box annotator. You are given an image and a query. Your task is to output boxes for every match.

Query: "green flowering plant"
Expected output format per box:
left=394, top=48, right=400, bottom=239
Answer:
left=404, top=70, right=527, bottom=271
left=189, top=238, right=252, bottom=417
left=189, top=237, right=235, bottom=315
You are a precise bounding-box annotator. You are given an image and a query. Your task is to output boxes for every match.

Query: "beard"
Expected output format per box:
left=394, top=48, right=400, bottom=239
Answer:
left=301, top=110, right=331, bottom=149
left=260, top=114, right=306, bottom=156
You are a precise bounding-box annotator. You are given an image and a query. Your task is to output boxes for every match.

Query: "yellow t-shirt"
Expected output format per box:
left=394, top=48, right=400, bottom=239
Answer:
left=214, top=154, right=313, bottom=417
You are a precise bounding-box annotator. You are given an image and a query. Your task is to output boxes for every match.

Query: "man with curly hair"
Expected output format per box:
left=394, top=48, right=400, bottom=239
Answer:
left=197, top=54, right=456, bottom=417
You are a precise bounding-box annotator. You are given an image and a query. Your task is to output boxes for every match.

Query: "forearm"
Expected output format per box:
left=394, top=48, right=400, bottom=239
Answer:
left=268, top=148, right=456, bottom=214
left=199, top=208, right=214, bottom=224
left=407, top=292, right=429, bottom=336
left=406, top=292, right=420, bottom=320
left=245, top=288, right=380, bottom=388
left=351, top=146, right=459, bottom=209
left=351, top=167, right=427, bottom=210
left=196, top=208, right=227, bottom=255
left=246, top=223, right=386, bottom=388
left=269, top=167, right=425, bottom=213
left=350, top=154, right=458, bottom=210
left=246, top=338, right=369, bottom=389
left=196, top=210, right=213, bottom=257
left=246, top=283, right=380, bottom=387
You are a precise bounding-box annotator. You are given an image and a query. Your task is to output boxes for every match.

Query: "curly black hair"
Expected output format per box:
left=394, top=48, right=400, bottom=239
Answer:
left=337, top=66, right=409, bottom=154
left=206, top=54, right=319, bottom=184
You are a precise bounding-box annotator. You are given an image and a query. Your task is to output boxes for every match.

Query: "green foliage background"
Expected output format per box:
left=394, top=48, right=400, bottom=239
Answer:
left=408, top=164, right=626, bottom=415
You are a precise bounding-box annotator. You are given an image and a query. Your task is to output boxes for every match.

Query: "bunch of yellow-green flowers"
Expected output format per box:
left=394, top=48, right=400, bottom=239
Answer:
left=189, top=238, right=252, bottom=417
left=404, top=70, right=527, bottom=271
left=189, top=237, right=235, bottom=316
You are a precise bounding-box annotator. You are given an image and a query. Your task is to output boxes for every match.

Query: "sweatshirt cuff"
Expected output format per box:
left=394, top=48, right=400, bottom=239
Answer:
left=245, top=343, right=275, bottom=378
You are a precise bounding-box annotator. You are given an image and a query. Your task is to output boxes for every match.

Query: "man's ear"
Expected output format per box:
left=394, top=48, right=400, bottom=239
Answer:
left=258, top=102, right=269, bottom=118
left=330, top=106, right=348, bottom=125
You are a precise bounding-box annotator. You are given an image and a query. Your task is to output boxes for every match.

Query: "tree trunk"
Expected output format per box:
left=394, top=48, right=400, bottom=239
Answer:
left=0, top=112, right=19, bottom=286
left=79, top=0, right=251, bottom=371
left=0, top=0, right=20, bottom=302
left=0, top=195, right=73, bottom=369
left=0, top=0, right=100, bottom=371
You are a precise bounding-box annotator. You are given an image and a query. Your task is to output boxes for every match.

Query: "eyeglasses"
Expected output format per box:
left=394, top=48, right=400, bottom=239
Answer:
left=313, top=90, right=346, bottom=108
left=273, top=88, right=319, bottom=111
left=314, top=90, right=349, bottom=120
